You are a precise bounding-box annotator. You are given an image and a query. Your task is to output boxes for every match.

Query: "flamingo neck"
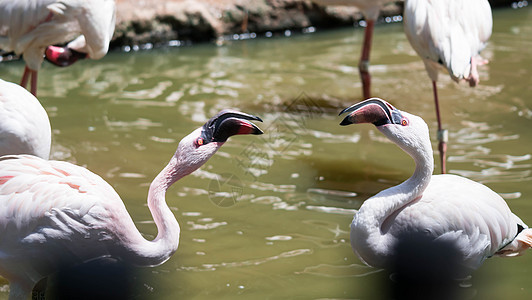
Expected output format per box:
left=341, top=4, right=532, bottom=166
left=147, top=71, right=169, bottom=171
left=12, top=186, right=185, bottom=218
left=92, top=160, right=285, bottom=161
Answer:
left=374, top=144, right=433, bottom=227
left=126, top=156, right=185, bottom=267
left=393, top=147, right=433, bottom=204
left=352, top=135, right=433, bottom=265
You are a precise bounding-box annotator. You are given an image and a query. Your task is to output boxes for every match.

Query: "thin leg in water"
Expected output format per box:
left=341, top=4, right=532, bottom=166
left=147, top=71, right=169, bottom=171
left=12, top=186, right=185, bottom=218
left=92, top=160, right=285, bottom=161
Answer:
left=30, top=69, right=38, bottom=96
left=20, top=66, right=38, bottom=96
left=359, top=19, right=374, bottom=99
left=432, top=80, right=447, bottom=174
left=20, top=66, right=31, bottom=89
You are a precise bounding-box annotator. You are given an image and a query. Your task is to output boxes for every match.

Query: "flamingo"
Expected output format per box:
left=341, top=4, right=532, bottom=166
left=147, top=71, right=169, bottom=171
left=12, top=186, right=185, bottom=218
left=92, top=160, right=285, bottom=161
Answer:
left=403, top=0, right=493, bottom=174
left=0, top=0, right=116, bottom=96
left=0, top=110, right=263, bottom=300
left=312, top=0, right=396, bottom=99
left=0, top=79, right=51, bottom=159
left=339, top=98, right=532, bottom=272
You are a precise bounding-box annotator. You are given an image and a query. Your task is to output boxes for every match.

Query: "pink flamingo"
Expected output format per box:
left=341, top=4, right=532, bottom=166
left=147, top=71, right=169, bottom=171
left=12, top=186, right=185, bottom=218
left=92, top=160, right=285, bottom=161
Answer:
left=0, top=79, right=51, bottom=159
left=340, top=98, right=532, bottom=271
left=0, top=0, right=116, bottom=96
left=0, top=110, right=263, bottom=299
left=403, top=0, right=493, bottom=173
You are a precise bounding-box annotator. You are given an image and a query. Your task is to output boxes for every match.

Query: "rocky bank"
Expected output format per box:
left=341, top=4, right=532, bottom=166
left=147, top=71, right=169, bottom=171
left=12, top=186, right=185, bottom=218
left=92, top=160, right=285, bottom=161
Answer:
left=112, top=0, right=521, bottom=49
left=112, top=0, right=403, bottom=48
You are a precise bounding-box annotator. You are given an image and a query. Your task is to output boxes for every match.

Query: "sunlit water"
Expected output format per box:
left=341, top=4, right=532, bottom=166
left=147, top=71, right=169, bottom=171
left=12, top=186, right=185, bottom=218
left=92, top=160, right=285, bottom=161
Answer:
left=0, top=6, right=531, bottom=300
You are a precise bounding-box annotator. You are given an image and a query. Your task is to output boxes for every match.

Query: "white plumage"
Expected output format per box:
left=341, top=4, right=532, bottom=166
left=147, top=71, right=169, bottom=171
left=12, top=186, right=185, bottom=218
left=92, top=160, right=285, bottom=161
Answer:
left=403, top=0, right=493, bottom=173
left=340, top=98, right=532, bottom=271
left=0, top=79, right=51, bottom=159
left=0, top=0, right=116, bottom=95
left=0, top=110, right=262, bottom=300
left=404, top=0, right=492, bottom=85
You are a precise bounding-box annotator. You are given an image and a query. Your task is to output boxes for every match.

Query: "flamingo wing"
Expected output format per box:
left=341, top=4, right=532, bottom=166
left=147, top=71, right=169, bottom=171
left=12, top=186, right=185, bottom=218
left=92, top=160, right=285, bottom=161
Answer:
left=0, top=0, right=115, bottom=70
left=0, top=155, right=133, bottom=282
left=50, top=0, right=116, bottom=59
left=388, top=174, right=522, bottom=268
left=404, top=0, right=492, bottom=82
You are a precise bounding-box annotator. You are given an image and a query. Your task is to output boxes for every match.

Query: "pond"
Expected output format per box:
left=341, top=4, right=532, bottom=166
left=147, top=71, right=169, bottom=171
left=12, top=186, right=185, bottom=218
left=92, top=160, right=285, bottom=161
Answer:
left=0, top=5, right=531, bottom=300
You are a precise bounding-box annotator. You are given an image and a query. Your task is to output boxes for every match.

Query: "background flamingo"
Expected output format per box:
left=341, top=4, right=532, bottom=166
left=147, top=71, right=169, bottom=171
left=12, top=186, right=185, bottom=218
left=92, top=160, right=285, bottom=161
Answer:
left=312, top=0, right=396, bottom=99
left=0, top=79, right=51, bottom=159
left=0, top=110, right=263, bottom=300
left=339, top=98, right=532, bottom=272
left=0, top=0, right=116, bottom=96
left=403, top=0, right=493, bottom=174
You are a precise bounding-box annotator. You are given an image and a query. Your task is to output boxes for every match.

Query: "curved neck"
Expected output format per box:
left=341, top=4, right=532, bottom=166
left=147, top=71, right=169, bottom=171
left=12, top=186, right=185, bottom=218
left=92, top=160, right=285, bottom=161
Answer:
left=393, top=146, right=433, bottom=204
left=359, top=139, right=434, bottom=233
left=352, top=141, right=433, bottom=267
left=124, top=156, right=184, bottom=267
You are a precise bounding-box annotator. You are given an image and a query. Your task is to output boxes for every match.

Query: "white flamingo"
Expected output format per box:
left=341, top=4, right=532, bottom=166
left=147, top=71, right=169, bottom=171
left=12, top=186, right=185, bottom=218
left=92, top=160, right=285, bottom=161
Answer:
left=0, top=110, right=263, bottom=300
left=0, top=79, right=51, bottom=159
left=403, top=0, right=493, bottom=174
left=0, top=0, right=116, bottom=96
left=339, top=98, right=532, bottom=271
left=312, top=0, right=395, bottom=99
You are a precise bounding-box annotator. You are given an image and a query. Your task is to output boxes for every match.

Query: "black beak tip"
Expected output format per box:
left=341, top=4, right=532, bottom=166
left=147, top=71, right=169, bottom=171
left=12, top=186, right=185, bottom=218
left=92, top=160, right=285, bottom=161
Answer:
left=339, top=116, right=353, bottom=126
left=338, top=106, right=351, bottom=116
left=253, top=127, right=264, bottom=135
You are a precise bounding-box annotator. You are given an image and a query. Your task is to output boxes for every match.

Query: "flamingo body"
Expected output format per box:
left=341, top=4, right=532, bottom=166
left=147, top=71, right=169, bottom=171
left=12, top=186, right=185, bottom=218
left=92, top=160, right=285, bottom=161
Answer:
left=354, top=173, right=524, bottom=269
left=0, top=0, right=116, bottom=95
left=0, top=155, right=133, bottom=293
left=402, top=0, right=493, bottom=173
left=403, top=0, right=492, bottom=84
left=0, top=110, right=263, bottom=299
left=340, top=99, right=532, bottom=271
left=0, top=79, right=51, bottom=159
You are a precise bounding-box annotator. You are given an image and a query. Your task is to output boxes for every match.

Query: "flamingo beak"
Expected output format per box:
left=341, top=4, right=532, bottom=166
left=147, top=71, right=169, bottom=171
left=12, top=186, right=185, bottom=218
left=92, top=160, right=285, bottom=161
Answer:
left=339, top=98, right=401, bottom=126
left=45, top=46, right=88, bottom=67
left=201, top=110, right=263, bottom=143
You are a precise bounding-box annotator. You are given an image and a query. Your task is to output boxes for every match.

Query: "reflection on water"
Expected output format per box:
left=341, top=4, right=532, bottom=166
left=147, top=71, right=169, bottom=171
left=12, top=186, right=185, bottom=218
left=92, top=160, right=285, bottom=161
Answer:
left=0, top=5, right=531, bottom=300
left=449, top=120, right=532, bottom=186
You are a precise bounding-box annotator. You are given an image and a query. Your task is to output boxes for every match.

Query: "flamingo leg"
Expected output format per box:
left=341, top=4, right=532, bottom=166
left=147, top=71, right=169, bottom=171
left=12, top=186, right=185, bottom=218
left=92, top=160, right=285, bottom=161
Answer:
left=20, top=66, right=38, bottom=96
left=30, top=69, right=38, bottom=96
left=20, top=66, right=31, bottom=89
left=359, top=19, right=374, bottom=99
left=467, top=56, right=489, bottom=87
left=467, top=56, right=480, bottom=87
left=432, top=80, right=447, bottom=174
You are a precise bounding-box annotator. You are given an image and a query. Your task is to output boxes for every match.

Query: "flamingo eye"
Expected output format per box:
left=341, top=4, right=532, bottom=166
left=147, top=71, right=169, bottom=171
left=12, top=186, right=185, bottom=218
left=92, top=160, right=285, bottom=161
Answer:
left=195, top=138, right=204, bottom=147
left=401, top=118, right=409, bottom=126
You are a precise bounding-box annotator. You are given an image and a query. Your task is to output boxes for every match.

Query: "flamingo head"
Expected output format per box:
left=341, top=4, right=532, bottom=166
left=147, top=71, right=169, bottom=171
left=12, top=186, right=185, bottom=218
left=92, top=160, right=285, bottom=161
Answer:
left=339, top=98, right=431, bottom=158
left=174, top=110, right=263, bottom=176
left=45, top=46, right=88, bottom=67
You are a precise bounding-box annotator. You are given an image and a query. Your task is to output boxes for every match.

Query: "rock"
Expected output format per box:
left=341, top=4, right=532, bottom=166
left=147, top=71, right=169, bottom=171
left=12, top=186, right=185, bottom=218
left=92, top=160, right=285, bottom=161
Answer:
left=112, top=0, right=404, bottom=48
left=111, top=0, right=518, bottom=48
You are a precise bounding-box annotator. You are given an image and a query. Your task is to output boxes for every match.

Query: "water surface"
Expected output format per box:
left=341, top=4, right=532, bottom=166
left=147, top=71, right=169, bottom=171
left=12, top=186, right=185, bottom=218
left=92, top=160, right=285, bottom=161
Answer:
left=1, top=6, right=531, bottom=300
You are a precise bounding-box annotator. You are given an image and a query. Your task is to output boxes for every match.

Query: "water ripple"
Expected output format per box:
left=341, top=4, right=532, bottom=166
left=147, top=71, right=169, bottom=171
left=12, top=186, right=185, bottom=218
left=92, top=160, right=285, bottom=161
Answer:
left=449, top=120, right=531, bottom=185
left=306, top=205, right=357, bottom=215
left=187, top=221, right=227, bottom=231
left=180, top=249, right=312, bottom=272
left=120, top=81, right=173, bottom=100
left=296, top=263, right=381, bottom=278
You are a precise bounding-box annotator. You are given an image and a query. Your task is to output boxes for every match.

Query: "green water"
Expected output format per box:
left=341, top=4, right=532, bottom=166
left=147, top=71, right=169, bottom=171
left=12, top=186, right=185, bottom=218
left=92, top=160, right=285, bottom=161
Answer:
left=1, top=6, right=532, bottom=300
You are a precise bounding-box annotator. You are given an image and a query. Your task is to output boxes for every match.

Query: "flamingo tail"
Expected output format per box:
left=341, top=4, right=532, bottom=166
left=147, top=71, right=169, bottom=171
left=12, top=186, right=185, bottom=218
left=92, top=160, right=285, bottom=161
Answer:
left=495, top=228, right=532, bottom=257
